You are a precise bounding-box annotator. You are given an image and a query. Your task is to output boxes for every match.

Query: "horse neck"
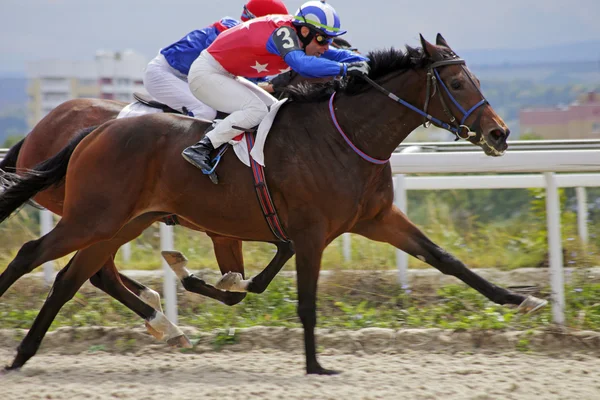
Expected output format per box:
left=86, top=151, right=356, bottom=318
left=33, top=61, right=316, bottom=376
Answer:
left=332, top=70, right=427, bottom=161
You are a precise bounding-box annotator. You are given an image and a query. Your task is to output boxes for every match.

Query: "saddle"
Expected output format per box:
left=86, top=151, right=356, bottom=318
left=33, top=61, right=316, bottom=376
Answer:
left=133, top=92, right=230, bottom=120
left=133, top=92, right=182, bottom=114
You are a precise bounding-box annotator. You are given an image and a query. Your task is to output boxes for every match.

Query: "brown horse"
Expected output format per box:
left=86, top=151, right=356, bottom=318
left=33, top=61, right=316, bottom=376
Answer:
left=0, top=36, right=360, bottom=320
left=0, top=35, right=546, bottom=374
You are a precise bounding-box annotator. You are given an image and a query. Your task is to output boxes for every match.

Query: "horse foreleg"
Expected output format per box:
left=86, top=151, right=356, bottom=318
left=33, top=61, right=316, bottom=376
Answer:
left=89, top=258, right=164, bottom=313
left=216, top=241, right=295, bottom=294
left=162, top=245, right=248, bottom=307
left=351, top=206, right=547, bottom=312
left=4, top=213, right=190, bottom=371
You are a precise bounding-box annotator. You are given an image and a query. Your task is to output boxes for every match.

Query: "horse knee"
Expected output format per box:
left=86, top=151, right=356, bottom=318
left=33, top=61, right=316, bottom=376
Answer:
left=247, top=279, right=266, bottom=294
left=223, top=292, right=246, bottom=306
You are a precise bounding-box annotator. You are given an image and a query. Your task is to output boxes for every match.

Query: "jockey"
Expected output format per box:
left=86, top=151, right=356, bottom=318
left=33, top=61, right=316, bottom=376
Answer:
left=143, top=0, right=289, bottom=120
left=182, top=1, right=370, bottom=175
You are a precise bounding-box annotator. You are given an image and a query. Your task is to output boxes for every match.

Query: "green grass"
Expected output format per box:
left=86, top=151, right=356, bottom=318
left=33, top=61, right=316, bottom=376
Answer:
left=3, top=190, right=599, bottom=275
left=1, top=276, right=598, bottom=332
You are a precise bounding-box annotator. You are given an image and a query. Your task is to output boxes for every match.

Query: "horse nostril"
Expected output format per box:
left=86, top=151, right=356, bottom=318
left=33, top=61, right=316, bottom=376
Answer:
left=489, top=128, right=506, bottom=141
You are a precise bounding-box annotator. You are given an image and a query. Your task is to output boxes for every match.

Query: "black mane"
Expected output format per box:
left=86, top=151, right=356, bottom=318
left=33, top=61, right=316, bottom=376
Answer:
left=285, top=46, right=435, bottom=102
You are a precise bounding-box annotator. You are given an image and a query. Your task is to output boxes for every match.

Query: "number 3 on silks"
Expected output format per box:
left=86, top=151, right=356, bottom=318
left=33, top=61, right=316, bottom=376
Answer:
left=273, top=27, right=301, bottom=57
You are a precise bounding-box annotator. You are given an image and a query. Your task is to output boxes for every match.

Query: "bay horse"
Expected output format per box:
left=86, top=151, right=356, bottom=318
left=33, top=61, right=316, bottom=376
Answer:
left=0, top=37, right=360, bottom=321
left=0, top=35, right=546, bottom=374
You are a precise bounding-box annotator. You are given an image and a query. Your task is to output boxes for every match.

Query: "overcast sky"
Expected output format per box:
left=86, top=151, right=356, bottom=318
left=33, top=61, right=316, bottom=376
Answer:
left=1, top=0, right=599, bottom=75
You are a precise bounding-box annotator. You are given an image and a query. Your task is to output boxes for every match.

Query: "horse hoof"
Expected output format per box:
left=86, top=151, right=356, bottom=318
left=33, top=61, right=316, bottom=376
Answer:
left=2, top=365, right=19, bottom=375
left=167, top=334, right=193, bottom=349
left=307, top=366, right=341, bottom=375
left=215, top=272, right=248, bottom=292
left=517, top=295, right=548, bottom=314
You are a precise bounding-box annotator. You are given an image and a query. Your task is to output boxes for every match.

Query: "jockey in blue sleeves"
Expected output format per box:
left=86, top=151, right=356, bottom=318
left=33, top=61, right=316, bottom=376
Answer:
left=143, top=0, right=289, bottom=120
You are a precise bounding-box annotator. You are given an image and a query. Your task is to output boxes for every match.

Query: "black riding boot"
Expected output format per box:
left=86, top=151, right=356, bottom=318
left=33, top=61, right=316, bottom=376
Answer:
left=182, top=136, right=215, bottom=172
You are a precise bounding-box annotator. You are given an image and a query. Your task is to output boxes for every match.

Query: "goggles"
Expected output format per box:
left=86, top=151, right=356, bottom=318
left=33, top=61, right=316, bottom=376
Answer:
left=313, top=32, right=333, bottom=46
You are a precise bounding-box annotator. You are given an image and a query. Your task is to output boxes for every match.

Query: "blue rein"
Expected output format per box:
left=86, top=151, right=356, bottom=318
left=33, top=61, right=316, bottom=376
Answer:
left=328, top=58, right=490, bottom=165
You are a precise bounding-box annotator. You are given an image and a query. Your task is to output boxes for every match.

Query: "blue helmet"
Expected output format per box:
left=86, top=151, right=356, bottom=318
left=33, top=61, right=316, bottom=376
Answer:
left=293, top=1, right=346, bottom=37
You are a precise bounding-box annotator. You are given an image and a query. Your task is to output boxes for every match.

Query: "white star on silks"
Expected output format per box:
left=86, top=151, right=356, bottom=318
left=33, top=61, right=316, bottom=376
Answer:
left=251, top=61, right=269, bottom=73
left=279, top=67, right=291, bottom=73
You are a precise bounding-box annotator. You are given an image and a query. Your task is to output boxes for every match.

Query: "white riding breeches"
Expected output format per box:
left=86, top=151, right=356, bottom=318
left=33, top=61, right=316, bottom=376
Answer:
left=143, top=54, right=217, bottom=120
left=188, top=50, right=277, bottom=148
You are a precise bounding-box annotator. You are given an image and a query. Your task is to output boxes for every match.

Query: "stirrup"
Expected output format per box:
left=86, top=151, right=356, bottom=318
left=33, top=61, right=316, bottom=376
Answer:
left=200, top=145, right=230, bottom=184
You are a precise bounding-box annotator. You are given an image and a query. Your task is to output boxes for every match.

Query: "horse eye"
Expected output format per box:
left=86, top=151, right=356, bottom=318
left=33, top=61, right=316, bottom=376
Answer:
left=451, top=80, right=462, bottom=90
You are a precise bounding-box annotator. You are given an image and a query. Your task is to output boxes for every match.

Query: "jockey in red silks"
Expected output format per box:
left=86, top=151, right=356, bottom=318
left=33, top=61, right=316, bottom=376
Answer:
left=182, top=1, right=370, bottom=176
left=143, top=0, right=288, bottom=120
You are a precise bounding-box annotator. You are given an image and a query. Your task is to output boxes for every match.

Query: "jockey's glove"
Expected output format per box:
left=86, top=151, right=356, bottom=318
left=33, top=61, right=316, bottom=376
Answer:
left=345, top=61, right=370, bottom=78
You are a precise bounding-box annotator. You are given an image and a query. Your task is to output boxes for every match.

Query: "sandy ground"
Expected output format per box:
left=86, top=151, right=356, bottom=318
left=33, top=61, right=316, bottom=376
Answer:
left=1, top=347, right=599, bottom=400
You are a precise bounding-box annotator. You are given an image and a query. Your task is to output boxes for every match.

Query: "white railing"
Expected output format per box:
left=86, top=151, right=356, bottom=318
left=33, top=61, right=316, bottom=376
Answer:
left=388, top=149, right=600, bottom=325
left=3, top=145, right=600, bottom=324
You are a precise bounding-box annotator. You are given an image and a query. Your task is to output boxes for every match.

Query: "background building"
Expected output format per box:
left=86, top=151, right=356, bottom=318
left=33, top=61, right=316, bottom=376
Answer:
left=519, top=91, right=600, bottom=139
left=27, top=50, right=147, bottom=128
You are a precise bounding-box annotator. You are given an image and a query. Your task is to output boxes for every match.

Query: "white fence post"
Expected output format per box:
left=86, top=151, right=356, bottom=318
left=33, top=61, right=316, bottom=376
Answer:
left=544, top=172, right=565, bottom=325
left=40, top=209, right=54, bottom=286
left=576, top=187, right=588, bottom=245
left=342, top=233, right=352, bottom=262
left=394, top=174, right=409, bottom=289
left=160, top=223, right=178, bottom=324
left=121, top=242, right=132, bottom=264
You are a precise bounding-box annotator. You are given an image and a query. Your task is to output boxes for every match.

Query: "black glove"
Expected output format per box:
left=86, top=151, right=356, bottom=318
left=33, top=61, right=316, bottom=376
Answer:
left=345, top=61, right=370, bottom=78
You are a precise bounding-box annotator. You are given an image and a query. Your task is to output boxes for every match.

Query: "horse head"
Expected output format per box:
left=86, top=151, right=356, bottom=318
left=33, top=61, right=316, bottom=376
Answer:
left=419, top=34, right=510, bottom=156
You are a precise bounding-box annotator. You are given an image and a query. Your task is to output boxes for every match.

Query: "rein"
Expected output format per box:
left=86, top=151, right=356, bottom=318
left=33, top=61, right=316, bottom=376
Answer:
left=329, top=58, right=489, bottom=164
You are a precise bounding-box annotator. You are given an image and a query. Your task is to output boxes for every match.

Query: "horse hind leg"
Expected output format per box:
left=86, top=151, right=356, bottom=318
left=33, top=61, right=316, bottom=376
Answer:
left=351, top=206, right=547, bottom=312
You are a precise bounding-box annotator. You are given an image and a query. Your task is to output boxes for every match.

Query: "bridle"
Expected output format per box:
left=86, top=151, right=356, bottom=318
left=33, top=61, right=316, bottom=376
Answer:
left=364, top=57, right=489, bottom=141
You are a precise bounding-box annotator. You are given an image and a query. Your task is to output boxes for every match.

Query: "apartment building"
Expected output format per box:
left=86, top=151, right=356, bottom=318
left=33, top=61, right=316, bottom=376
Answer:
left=27, top=50, right=148, bottom=128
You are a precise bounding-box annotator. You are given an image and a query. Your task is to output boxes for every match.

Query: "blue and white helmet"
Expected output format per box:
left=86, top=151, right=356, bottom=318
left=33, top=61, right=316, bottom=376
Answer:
left=293, top=1, right=346, bottom=37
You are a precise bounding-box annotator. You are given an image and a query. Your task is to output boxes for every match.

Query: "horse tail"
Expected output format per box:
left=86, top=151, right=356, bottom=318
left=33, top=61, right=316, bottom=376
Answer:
left=0, top=126, right=97, bottom=224
left=0, top=137, right=25, bottom=172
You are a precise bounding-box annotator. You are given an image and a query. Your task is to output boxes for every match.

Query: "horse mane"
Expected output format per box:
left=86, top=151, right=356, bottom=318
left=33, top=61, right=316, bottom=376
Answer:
left=284, top=46, right=439, bottom=103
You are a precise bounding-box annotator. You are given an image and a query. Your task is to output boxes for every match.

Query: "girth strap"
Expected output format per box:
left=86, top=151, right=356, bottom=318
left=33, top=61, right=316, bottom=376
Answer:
left=245, top=133, right=290, bottom=242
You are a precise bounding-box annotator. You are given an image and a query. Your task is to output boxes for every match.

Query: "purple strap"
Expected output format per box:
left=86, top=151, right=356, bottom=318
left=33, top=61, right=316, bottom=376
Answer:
left=328, top=92, right=389, bottom=165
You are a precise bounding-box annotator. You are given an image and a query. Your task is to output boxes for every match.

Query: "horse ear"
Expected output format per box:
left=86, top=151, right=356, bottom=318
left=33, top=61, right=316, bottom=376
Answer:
left=436, top=33, right=450, bottom=48
left=420, top=34, right=437, bottom=58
